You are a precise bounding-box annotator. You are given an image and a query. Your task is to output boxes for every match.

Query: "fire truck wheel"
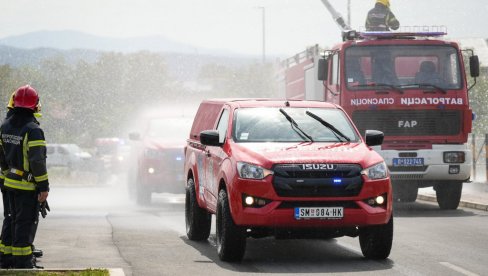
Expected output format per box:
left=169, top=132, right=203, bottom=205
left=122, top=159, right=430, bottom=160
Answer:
left=185, top=178, right=211, bottom=241
left=359, top=215, right=393, bottom=260
left=435, top=181, right=463, bottom=210
left=216, top=189, right=246, bottom=262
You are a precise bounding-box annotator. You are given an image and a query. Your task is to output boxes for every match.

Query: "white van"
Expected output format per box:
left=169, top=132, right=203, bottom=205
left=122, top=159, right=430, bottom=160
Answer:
left=46, top=144, right=92, bottom=169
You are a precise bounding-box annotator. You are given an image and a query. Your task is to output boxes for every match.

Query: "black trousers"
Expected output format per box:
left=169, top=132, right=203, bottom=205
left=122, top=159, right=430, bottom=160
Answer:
left=7, top=188, right=39, bottom=268
left=0, top=188, right=13, bottom=268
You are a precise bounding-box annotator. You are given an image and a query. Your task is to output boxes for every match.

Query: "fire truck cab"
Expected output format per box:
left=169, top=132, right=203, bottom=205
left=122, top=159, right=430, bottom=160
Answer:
left=282, top=29, right=480, bottom=210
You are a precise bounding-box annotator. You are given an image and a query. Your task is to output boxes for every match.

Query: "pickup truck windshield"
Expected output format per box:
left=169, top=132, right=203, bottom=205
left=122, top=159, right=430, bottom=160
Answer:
left=232, top=107, right=359, bottom=143
left=345, top=45, right=462, bottom=90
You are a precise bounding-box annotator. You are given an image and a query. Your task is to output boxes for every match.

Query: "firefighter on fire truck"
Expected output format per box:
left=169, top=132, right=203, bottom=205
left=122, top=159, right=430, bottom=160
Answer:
left=365, top=0, right=400, bottom=31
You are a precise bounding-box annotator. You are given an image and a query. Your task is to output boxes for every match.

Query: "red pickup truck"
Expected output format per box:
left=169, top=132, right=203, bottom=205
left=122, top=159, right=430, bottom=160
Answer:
left=184, top=99, right=393, bottom=262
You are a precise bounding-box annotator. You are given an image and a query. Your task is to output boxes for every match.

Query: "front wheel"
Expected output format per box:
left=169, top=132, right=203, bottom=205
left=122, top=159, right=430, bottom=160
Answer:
left=435, top=181, right=463, bottom=210
left=216, top=189, right=246, bottom=262
left=185, top=178, right=211, bottom=241
left=359, top=215, right=393, bottom=260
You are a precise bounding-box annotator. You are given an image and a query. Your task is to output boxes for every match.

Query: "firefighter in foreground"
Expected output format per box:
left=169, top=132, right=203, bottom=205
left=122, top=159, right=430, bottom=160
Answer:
left=365, top=0, right=400, bottom=31
left=0, top=85, right=49, bottom=268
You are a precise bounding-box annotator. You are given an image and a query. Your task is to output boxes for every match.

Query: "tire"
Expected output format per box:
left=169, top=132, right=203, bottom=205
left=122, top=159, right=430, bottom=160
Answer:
left=185, top=178, right=211, bottom=241
left=436, top=181, right=463, bottom=210
left=359, top=215, right=393, bottom=260
left=216, top=189, right=246, bottom=262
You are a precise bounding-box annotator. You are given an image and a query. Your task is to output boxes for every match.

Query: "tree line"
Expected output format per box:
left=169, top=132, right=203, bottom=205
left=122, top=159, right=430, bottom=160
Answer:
left=0, top=51, right=278, bottom=146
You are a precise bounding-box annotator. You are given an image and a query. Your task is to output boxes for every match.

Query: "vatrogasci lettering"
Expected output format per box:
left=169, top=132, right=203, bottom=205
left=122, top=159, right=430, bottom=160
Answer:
left=1, top=134, right=22, bottom=145
left=351, top=97, right=464, bottom=106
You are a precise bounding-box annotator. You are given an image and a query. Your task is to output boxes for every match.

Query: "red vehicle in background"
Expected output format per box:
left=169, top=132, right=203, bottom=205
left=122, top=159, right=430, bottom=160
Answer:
left=94, top=137, right=130, bottom=174
left=184, top=99, right=392, bottom=262
left=281, top=29, right=480, bottom=209
left=128, top=116, right=192, bottom=204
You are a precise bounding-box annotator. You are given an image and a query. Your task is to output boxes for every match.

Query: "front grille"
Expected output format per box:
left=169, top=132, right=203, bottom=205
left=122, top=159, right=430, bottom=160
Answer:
left=390, top=174, right=424, bottom=180
left=277, top=201, right=359, bottom=209
left=352, top=110, right=461, bottom=136
left=389, top=166, right=428, bottom=172
left=272, top=164, right=363, bottom=197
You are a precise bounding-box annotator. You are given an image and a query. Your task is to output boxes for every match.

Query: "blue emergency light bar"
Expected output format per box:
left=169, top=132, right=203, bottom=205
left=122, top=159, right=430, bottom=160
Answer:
left=360, top=31, right=447, bottom=39
left=343, top=26, right=448, bottom=41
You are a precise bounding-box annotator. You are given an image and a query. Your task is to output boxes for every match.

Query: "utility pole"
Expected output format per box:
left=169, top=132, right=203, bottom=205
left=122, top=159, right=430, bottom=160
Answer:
left=257, top=6, right=266, bottom=63
left=347, top=0, right=351, bottom=26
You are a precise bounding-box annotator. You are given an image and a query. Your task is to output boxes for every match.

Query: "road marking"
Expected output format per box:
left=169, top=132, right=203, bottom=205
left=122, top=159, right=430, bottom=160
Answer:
left=440, top=262, right=479, bottom=276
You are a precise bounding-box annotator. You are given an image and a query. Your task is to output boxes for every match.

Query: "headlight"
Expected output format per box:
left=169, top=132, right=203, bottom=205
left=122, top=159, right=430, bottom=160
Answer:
left=237, top=162, right=273, bottom=179
left=444, top=152, right=465, bottom=163
left=144, top=148, right=165, bottom=160
left=361, top=161, right=388, bottom=180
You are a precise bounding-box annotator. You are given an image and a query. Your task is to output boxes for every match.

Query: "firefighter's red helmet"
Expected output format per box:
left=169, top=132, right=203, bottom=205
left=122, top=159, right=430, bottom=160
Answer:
left=14, top=85, right=39, bottom=111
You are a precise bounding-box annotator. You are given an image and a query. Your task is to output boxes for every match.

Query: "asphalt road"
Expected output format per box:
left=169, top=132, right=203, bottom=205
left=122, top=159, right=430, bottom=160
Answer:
left=24, top=174, right=488, bottom=276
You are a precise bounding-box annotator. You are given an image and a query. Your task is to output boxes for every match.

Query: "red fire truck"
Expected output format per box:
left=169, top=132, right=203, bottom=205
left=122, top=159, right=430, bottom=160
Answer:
left=281, top=29, right=480, bottom=210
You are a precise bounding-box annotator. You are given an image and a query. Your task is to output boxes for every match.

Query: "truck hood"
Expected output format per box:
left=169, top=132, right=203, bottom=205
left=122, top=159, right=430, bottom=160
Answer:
left=231, top=142, right=383, bottom=169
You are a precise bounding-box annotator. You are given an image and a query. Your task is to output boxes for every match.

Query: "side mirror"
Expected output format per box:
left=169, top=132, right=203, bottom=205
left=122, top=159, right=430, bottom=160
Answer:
left=365, top=130, right=384, bottom=147
left=200, top=130, right=222, bottom=146
left=129, top=132, right=141, bottom=141
left=318, top=58, right=329, bottom=81
left=470, top=55, right=480, bottom=78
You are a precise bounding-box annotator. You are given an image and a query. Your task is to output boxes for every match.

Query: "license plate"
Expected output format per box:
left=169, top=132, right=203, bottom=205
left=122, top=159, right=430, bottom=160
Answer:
left=392, top=158, right=424, bottom=167
left=294, top=207, right=343, bottom=220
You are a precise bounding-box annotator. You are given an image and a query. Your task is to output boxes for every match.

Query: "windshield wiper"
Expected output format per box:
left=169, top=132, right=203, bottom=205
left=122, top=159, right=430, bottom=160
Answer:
left=305, top=111, right=351, bottom=142
left=351, top=83, right=404, bottom=94
left=279, top=108, right=313, bottom=142
left=402, top=83, right=447, bottom=94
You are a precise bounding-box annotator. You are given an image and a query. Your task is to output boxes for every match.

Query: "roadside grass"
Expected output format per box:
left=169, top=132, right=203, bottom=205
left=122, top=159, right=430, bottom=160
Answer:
left=0, top=268, right=109, bottom=276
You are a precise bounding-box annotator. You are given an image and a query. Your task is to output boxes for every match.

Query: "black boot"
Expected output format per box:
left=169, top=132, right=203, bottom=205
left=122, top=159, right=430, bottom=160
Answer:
left=31, top=255, right=43, bottom=269
left=33, top=248, right=43, bottom=258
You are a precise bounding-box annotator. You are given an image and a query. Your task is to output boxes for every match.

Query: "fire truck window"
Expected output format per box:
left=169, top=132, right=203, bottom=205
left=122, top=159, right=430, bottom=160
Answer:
left=346, top=57, right=366, bottom=85
left=372, top=53, right=399, bottom=85
left=330, top=53, right=340, bottom=87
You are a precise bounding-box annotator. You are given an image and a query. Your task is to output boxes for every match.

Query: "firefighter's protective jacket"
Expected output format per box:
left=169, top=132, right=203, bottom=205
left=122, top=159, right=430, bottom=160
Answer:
left=365, top=3, right=400, bottom=31
left=0, top=109, right=49, bottom=192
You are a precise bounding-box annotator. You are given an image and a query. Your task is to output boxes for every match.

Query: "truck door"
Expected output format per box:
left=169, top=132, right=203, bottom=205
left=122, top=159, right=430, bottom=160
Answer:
left=204, top=108, right=230, bottom=211
left=326, top=52, right=341, bottom=105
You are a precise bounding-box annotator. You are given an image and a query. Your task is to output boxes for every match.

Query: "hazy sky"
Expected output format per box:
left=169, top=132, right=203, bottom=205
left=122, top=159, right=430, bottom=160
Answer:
left=1, top=0, right=488, bottom=56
